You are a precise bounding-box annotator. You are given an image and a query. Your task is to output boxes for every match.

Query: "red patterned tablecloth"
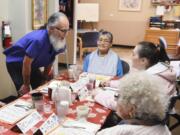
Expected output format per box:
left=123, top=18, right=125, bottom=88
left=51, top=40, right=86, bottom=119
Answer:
left=0, top=73, right=111, bottom=135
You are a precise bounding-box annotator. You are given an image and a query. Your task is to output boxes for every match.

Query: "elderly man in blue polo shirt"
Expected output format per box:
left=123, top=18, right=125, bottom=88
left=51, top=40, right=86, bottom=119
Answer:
left=4, top=12, right=69, bottom=96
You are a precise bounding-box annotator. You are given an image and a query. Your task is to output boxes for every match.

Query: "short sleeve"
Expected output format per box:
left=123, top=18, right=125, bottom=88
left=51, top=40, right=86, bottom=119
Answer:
left=25, top=39, right=41, bottom=59
left=117, top=58, right=123, bottom=77
left=83, top=54, right=90, bottom=72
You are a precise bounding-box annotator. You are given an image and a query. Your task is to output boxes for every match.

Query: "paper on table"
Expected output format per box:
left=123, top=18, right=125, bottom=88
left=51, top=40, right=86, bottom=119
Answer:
left=16, top=111, right=42, bottom=134
left=146, top=62, right=168, bottom=75
left=70, top=78, right=89, bottom=93
left=49, top=126, right=94, bottom=135
left=103, top=87, right=119, bottom=92
left=48, top=118, right=101, bottom=135
left=78, top=87, right=89, bottom=101
left=39, top=113, right=59, bottom=135
left=63, top=119, right=101, bottom=133
left=170, top=61, right=180, bottom=77
left=0, top=99, right=33, bottom=124
left=79, top=72, right=112, bottom=82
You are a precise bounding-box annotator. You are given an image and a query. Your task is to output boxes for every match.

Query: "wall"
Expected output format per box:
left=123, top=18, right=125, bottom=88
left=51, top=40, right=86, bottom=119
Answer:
left=80, top=0, right=155, bottom=46
left=0, top=0, right=75, bottom=98
left=58, top=0, right=77, bottom=64
left=9, top=0, right=31, bottom=42
left=0, top=0, right=17, bottom=98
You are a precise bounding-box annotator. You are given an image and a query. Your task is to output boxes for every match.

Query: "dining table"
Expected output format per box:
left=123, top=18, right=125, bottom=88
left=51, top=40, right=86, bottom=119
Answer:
left=0, top=72, right=112, bottom=135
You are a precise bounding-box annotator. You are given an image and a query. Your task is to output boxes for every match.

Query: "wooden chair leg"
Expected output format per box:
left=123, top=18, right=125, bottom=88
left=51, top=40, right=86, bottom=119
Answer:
left=78, top=37, right=83, bottom=63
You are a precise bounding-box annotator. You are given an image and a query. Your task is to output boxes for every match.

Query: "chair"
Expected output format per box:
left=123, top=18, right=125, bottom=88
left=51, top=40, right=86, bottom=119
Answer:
left=121, top=59, right=130, bottom=75
left=78, top=31, right=99, bottom=62
left=159, top=36, right=180, bottom=60
left=165, top=84, right=180, bottom=131
left=159, top=36, right=168, bottom=49
left=158, top=37, right=171, bottom=62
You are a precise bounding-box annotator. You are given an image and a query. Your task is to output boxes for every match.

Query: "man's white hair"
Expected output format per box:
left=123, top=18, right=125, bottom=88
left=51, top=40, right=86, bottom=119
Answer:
left=117, top=71, right=169, bottom=121
left=47, top=12, right=67, bottom=29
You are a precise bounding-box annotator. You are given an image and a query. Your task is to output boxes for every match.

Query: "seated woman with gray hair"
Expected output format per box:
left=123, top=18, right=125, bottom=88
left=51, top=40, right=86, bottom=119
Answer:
left=83, top=30, right=123, bottom=77
left=97, top=72, right=171, bottom=135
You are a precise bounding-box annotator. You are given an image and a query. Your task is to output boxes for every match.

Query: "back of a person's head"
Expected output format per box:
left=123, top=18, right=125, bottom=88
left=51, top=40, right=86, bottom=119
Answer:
left=137, top=41, right=169, bottom=66
left=117, top=72, right=169, bottom=122
left=47, top=12, right=67, bottom=29
left=99, top=30, right=113, bottom=43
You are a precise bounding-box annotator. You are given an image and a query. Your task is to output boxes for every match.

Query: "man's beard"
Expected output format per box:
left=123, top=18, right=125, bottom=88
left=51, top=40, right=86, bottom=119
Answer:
left=49, top=35, right=66, bottom=52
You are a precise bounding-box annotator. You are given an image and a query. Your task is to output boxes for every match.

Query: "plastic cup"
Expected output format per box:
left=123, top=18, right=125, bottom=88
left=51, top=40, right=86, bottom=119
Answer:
left=76, top=105, right=91, bottom=120
left=31, top=92, right=43, bottom=109
left=56, top=101, right=69, bottom=119
left=44, top=103, right=52, bottom=113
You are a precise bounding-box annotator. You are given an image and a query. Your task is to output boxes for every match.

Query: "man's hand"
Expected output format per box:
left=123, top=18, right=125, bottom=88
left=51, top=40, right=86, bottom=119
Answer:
left=44, top=64, right=53, bottom=81
left=18, top=84, right=30, bottom=96
left=99, top=81, right=110, bottom=87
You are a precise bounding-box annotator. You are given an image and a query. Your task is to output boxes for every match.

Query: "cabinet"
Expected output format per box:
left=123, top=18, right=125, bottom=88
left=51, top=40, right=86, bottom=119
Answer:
left=144, top=29, right=180, bottom=54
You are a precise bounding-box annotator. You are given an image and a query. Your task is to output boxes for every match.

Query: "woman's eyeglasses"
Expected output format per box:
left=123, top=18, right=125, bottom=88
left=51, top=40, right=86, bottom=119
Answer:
left=98, top=39, right=111, bottom=45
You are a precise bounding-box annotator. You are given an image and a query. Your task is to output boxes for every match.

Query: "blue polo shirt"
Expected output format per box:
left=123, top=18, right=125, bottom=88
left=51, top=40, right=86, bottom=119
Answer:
left=4, top=29, right=65, bottom=68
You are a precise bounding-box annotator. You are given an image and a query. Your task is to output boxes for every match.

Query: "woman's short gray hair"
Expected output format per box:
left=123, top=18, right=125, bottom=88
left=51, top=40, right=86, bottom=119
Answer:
left=117, top=72, right=169, bottom=121
left=99, top=30, right=113, bottom=43
left=47, top=12, right=67, bottom=28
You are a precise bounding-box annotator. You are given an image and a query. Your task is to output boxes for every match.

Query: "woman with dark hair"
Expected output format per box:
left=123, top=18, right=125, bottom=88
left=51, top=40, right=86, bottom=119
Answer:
left=132, top=41, right=170, bottom=70
left=132, top=41, right=176, bottom=96
left=95, top=41, right=176, bottom=111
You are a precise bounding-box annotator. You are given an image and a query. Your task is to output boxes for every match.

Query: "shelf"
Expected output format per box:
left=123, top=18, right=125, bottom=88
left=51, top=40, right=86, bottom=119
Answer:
left=152, top=3, right=180, bottom=6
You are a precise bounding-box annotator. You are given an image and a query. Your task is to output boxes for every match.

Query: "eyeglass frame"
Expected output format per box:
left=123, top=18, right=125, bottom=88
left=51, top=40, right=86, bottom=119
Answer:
left=53, top=27, right=70, bottom=34
left=97, top=38, right=112, bottom=45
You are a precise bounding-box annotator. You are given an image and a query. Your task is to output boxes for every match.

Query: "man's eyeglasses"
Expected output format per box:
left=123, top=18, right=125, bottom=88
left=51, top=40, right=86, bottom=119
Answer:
left=55, top=27, right=70, bottom=33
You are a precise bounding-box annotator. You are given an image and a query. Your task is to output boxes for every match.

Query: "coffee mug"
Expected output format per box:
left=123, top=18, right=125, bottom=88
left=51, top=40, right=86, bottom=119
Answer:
left=76, top=105, right=91, bottom=120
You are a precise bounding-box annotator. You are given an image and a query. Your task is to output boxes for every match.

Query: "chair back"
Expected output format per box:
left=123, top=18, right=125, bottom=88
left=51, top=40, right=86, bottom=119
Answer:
left=81, top=31, right=99, bottom=48
left=121, top=60, right=130, bottom=75
left=164, top=91, right=180, bottom=131
left=158, top=36, right=170, bottom=62
left=159, top=36, right=168, bottom=49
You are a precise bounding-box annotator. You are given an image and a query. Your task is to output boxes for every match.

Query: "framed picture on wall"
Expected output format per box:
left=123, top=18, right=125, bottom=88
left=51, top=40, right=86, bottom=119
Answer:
left=32, top=0, right=47, bottom=29
left=59, top=0, right=74, bottom=28
left=119, top=0, right=142, bottom=11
